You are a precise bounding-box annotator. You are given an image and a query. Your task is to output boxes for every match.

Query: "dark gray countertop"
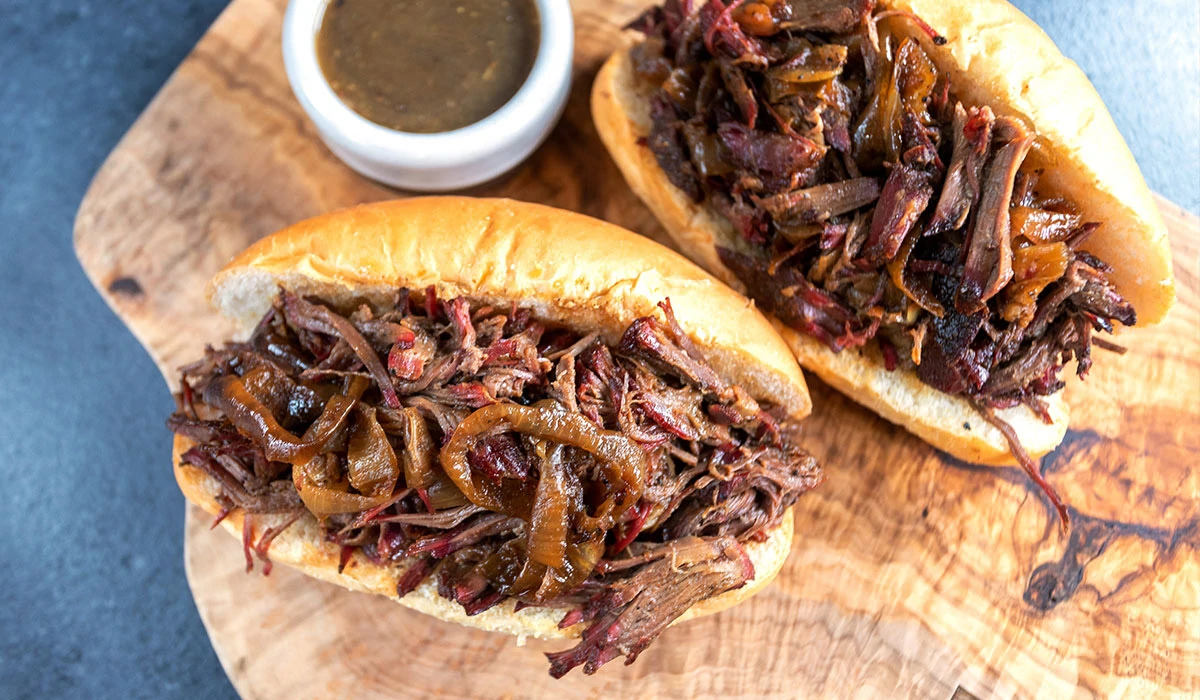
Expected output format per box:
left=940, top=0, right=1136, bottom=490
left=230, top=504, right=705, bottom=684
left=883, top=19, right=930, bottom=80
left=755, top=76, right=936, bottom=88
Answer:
left=0, top=2, right=1195, bottom=698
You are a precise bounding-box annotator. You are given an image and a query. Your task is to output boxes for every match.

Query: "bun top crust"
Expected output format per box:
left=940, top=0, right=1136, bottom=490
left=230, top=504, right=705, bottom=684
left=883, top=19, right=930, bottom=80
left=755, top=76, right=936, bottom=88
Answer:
left=208, top=197, right=812, bottom=419
left=886, top=0, right=1174, bottom=324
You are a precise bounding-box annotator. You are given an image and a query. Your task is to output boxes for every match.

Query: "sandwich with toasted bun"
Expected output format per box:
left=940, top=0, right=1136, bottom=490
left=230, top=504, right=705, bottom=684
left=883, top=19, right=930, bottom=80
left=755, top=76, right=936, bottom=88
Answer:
left=167, top=198, right=822, bottom=677
left=591, top=0, right=1175, bottom=523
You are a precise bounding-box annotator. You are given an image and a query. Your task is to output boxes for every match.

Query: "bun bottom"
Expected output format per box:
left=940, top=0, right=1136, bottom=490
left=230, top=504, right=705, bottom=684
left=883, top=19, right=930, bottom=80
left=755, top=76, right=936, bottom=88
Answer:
left=782, top=328, right=1067, bottom=465
left=591, top=49, right=1069, bottom=466
left=174, top=435, right=794, bottom=642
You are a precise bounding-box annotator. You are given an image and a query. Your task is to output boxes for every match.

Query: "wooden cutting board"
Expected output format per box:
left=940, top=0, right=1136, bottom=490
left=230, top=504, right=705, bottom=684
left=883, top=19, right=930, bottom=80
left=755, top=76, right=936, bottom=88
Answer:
left=73, top=0, right=1199, bottom=697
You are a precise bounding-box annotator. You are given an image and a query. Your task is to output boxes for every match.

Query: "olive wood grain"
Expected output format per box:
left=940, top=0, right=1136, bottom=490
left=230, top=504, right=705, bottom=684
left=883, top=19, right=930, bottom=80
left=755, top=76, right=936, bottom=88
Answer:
left=73, top=0, right=1199, bottom=697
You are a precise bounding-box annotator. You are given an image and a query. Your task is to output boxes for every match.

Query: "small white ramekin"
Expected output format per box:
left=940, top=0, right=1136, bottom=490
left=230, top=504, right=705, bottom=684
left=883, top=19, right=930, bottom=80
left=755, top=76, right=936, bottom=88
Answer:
left=282, top=0, right=573, bottom=191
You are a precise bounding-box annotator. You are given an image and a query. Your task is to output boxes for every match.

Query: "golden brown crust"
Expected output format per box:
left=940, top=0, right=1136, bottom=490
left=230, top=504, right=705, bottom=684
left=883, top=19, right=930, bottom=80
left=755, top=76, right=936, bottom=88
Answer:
left=592, top=0, right=1173, bottom=463
left=174, top=436, right=795, bottom=641
left=208, top=197, right=811, bottom=420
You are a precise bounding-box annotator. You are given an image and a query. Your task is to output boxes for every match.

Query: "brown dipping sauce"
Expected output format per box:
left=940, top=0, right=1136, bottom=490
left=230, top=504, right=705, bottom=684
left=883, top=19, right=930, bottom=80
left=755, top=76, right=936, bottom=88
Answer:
left=316, top=0, right=540, bottom=133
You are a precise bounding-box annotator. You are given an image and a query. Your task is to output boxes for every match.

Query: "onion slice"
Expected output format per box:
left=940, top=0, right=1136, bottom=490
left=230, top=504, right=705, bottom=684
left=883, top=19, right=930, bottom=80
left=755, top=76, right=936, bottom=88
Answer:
left=887, top=230, right=944, bottom=317
left=293, top=454, right=396, bottom=517
left=527, top=442, right=578, bottom=569
left=441, top=401, right=649, bottom=598
left=346, top=405, right=400, bottom=498
left=399, top=407, right=437, bottom=490
left=440, top=401, right=648, bottom=525
left=203, top=375, right=356, bottom=465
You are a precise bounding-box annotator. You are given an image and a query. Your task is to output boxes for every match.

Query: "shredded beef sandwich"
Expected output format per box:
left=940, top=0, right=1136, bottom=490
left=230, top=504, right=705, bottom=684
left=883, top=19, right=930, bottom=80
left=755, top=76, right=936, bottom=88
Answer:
left=594, top=0, right=1175, bottom=524
left=168, top=198, right=824, bottom=677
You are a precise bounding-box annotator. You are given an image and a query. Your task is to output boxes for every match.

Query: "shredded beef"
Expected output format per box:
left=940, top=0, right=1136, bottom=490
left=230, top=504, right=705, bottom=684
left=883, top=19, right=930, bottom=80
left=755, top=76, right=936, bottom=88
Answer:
left=630, top=0, right=1137, bottom=523
left=546, top=536, right=753, bottom=677
left=631, top=0, right=1135, bottom=409
left=169, top=289, right=821, bottom=676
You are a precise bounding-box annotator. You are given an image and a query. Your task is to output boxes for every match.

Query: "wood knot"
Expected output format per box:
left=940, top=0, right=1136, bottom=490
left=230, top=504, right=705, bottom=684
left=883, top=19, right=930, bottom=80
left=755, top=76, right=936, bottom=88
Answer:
left=1024, top=514, right=1121, bottom=611
left=107, top=276, right=144, bottom=297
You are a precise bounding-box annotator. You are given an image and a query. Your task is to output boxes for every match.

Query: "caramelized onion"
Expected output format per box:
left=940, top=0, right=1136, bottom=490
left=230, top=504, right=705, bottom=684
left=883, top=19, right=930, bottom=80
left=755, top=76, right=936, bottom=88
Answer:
left=478, top=534, right=604, bottom=603
left=424, top=476, right=471, bottom=509
left=1000, top=242, right=1071, bottom=326
left=527, top=442, right=578, bottom=569
left=853, top=37, right=936, bottom=165
left=440, top=401, right=648, bottom=525
left=203, top=375, right=356, bottom=465
left=390, top=405, right=468, bottom=509
left=346, top=405, right=399, bottom=498
left=894, top=37, right=937, bottom=120
left=662, top=68, right=697, bottom=110
left=887, top=231, right=944, bottom=317
left=683, top=122, right=732, bottom=177
left=240, top=365, right=321, bottom=429
left=534, top=535, right=604, bottom=602
left=481, top=539, right=545, bottom=597
left=732, top=1, right=776, bottom=36
left=1011, top=206, right=1082, bottom=245
left=875, top=40, right=903, bottom=162
left=441, top=401, right=648, bottom=600
left=293, top=454, right=395, bottom=516
left=768, top=43, right=848, bottom=84
left=399, top=407, right=437, bottom=490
